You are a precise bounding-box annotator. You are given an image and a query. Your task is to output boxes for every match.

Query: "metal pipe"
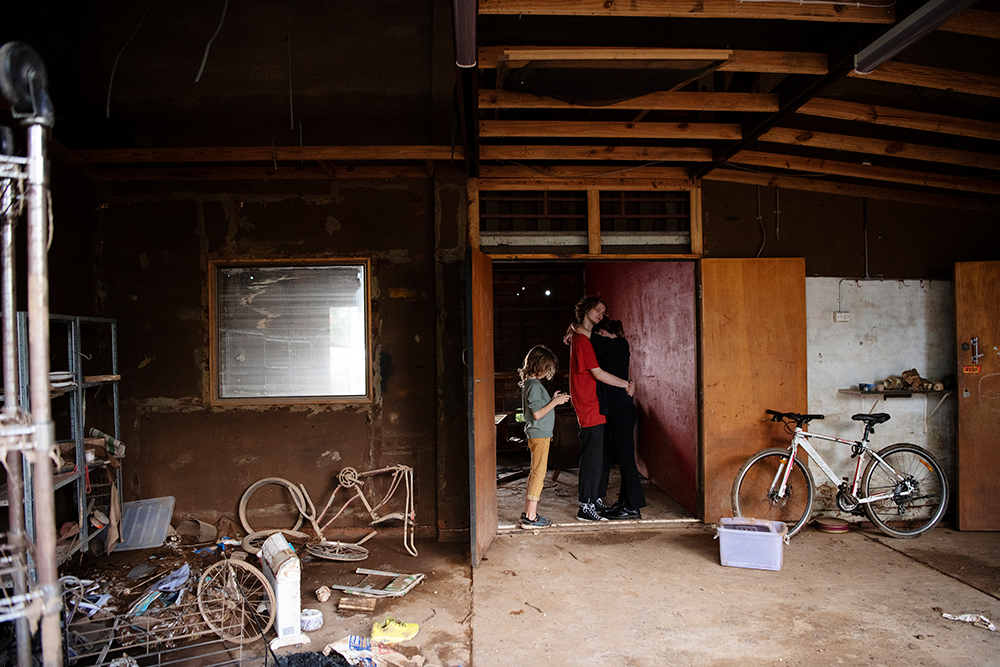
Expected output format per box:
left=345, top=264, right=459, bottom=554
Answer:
left=2, top=168, right=18, bottom=409
left=453, top=0, right=476, bottom=68
left=2, top=152, right=32, bottom=667
left=25, top=121, right=62, bottom=667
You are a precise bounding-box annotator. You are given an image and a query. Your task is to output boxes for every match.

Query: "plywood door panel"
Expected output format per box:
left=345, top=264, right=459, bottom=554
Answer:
left=700, top=258, right=807, bottom=523
left=585, top=261, right=698, bottom=514
left=467, top=247, right=497, bottom=565
left=954, top=261, right=1000, bottom=531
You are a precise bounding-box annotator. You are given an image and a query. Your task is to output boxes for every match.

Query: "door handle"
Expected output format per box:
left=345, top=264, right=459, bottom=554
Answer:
left=962, top=337, right=984, bottom=364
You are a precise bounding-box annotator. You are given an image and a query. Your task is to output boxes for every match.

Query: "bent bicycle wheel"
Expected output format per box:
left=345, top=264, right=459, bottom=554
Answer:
left=238, top=477, right=306, bottom=534
left=731, top=447, right=815, bottom=538
left=862, top=444, right=948, bottom=538
left=305, top=540, right=370, bottom=562
left=197, top=559, right=276, bottom=643
left=241, top=529, right=310, bottom=556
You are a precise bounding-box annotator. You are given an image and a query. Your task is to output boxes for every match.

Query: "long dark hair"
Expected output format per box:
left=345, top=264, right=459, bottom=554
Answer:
left=596, top=318, right=625, bottom=338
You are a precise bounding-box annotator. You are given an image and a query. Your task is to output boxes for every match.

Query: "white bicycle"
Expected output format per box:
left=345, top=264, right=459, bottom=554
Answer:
left=731, top=410, right=948, bottom=539
left=239, top=465, right=417, bottom=558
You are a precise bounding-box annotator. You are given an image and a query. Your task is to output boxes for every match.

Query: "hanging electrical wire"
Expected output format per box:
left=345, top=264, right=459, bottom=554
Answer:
left=195, top=0, right=230, bottom=83
left=106, top=0, right=156, bottom=119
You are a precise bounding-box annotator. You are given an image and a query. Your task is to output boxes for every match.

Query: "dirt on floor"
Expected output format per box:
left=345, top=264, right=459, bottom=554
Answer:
left=45, top=521, right=1000, bottom=667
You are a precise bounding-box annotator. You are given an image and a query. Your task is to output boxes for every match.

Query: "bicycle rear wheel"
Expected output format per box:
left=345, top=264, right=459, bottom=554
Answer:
left=731, top=447, right=814, bottom=538
left=305, top=540, right=370, bottom=561
left=862, top=444, right=948, bottom=538
left=238, top=477, right=305, bottom=534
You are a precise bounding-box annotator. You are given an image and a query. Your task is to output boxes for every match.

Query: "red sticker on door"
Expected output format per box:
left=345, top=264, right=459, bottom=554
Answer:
left=963, top=365, right=982, bottom=373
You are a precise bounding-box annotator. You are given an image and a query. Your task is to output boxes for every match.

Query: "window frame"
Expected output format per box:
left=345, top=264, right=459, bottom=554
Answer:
left=209, top=258, right=372, bottom=406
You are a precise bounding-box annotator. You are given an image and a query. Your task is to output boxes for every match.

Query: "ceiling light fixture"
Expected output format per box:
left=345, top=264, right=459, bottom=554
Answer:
left=853, top=0, right=977, bottom=74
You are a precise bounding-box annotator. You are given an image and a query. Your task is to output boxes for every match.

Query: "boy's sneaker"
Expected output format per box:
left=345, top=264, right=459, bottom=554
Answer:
left=594, top=498, right=612, bottom=514
left=519, top=513, right=551, bottom=529
left=576, top=503, right=609, bottom=522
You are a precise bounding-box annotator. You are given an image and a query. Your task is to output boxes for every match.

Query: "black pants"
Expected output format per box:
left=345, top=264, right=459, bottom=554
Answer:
left=578, top=423, right=605, bottom=504
left=597, top=402, right=647, bottom=509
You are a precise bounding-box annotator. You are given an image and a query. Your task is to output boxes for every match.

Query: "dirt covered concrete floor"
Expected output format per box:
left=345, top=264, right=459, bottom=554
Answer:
left=62, top=523, right=997, bottom=666
left=471, top=523, right=999, bottom=667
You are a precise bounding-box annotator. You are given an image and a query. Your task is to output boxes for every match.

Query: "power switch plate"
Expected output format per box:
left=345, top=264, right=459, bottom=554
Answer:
left=833, top=312, right=851, bottom=322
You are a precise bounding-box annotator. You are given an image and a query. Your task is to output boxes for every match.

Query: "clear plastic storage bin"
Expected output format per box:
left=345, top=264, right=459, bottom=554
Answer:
left=716, top=517, right=788, bottom=571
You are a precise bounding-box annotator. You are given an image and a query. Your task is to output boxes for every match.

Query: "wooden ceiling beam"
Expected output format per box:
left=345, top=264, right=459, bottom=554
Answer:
left=480, top=120, right=741, bottom=140
left=478, top=0, right=894, bottom=23
left=729, top=150, right=1000, bottom=196
left=720, top=50, right=827, bottom=75
left=798, top=98, right=1000, bottom=141
left=479, top=46, right=827, bottom=74
left=848, top=62, right=1000, bottom=98
left=939, top=9, right=1000, bottom=40
left=85, top=166, right=432, bottom=181
left=704, top=168, right=997, bottom=213
left=66, top=146, right=463, bottom=164
left=478, top=164, right=692, bottom=188
left=759, top=126, right=1000, bottom=171
left=479, top=90, right=780, bottom=112
left=497, top=47, right=733, bottom=61
left=481, top=145, right=713, bottom=161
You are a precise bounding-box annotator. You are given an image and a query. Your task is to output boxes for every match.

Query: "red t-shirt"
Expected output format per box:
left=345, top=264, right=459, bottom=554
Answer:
left=570, top=333, right=606, bottom=428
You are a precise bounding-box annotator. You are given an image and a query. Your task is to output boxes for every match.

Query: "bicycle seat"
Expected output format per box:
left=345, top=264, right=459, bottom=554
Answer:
left=852, top=413, right=890, bottom=425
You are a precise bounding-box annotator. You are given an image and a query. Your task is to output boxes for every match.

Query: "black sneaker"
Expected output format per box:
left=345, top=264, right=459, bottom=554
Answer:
left=576, top=503, right=609, bottom=522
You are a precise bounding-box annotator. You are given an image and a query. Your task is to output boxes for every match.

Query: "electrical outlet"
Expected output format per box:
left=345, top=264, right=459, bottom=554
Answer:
left=833, top=311, right=851, bottom=322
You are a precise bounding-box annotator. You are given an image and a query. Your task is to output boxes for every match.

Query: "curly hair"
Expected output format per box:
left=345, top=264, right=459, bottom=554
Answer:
left=518, top=345, right=558, bottom=386
left=574, top=295, right=606, bottom=323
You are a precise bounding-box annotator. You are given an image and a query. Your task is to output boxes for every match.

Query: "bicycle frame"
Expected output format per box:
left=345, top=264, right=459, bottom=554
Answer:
left=777, top=426, right=909, bottom=506
left=296, top=464, right=418, bottom=557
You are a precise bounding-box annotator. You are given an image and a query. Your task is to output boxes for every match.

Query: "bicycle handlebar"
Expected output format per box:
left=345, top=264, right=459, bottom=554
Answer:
left=765, top=409, right=825, bottom=426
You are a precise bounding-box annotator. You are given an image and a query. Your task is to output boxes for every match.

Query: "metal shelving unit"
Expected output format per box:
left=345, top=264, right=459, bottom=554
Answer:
left=16, top=313, right=121, bottom=561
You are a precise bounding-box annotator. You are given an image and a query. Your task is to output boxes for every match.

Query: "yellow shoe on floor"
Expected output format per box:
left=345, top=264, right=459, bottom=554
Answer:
left=371, top=617, right=419, bottom=643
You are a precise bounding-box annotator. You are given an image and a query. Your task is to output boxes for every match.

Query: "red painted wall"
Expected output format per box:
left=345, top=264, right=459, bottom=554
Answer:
left=586, top=262, right=698, bottom=514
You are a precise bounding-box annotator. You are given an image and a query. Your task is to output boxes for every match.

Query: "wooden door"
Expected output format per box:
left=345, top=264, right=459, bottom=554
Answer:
left=954, top=261, right=1000, bottom=531
left=585, top=261, right=698, bottom=514
left=466, top=246, right=497, bottom=565
left=700, top=258, right=807, bottom=523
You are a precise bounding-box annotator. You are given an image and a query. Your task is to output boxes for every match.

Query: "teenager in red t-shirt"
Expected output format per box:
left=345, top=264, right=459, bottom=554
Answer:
left=568, top=296, right=634, bottom=522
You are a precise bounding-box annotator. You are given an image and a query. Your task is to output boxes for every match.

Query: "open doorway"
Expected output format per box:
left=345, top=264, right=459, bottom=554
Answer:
left=491, top=261, right=699, bottom=528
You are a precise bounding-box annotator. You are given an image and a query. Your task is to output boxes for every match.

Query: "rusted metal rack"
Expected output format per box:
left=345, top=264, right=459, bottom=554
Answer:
left=0, top=40, right=69, bottom=667
left=63, top=597, right=253, bottom=667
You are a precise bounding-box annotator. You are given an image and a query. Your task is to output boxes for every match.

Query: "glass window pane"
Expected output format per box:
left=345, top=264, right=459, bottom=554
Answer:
left=216, top=262, right=368, bottom=400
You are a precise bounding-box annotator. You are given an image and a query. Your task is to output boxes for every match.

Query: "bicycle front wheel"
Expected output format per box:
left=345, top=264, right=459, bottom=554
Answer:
left=732, top=447, right=814, bottom=538
left=862, top=444, right=948, bottom=538
left=197, top=559, right=276, bottom=643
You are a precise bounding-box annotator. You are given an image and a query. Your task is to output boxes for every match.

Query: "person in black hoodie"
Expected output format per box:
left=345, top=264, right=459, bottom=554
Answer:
left=587, top=318, right=646, bottom=519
